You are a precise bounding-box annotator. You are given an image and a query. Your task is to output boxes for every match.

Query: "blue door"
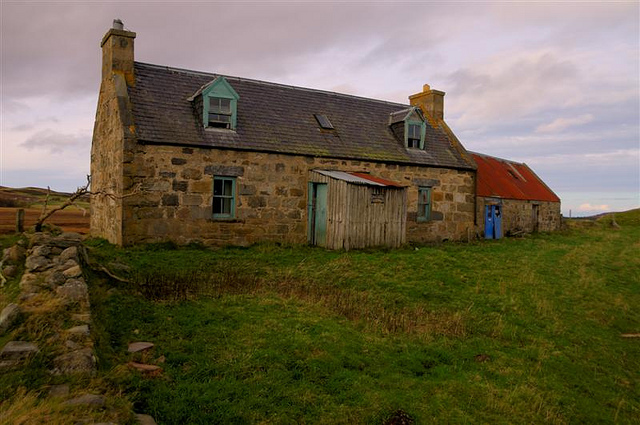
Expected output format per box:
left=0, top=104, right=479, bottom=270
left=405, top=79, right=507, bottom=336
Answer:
left=485, top=205, right=502, bottom=239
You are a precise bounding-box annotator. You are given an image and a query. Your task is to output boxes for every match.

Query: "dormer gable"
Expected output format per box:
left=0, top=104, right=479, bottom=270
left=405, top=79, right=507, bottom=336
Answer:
left=189, top=76, right=239, bottom=130
left=389, top=107, right=426, bottom=150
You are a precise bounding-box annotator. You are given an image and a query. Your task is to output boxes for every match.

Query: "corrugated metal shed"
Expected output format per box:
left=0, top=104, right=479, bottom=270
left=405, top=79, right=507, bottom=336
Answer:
left=472, top=153, right=560, bottom=202
left=313, top=170, right=405, bottom=187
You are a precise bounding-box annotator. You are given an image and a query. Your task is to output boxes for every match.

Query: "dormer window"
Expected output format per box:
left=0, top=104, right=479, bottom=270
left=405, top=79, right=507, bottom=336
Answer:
left=404, top=119, right=426, bottom=149
left=407, top=123, right=421, bottom=148
left=189, top=76, right=239, bottom=130
left=389, top=107, right=426, bottom=150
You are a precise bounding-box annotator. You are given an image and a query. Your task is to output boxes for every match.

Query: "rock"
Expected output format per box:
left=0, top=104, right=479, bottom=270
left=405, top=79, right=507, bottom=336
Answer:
left=19, top=293, right=37, bottom=302
left=49, top=384, right=70, bottom=398
left=128, top=342, right=154, bottom=353
left=57, top=278, right=89, bottom=304
left=136, top=414, right=157, bottom=425
left=60, top=246, right=80, bottom=263
left=45, top=270, right=67, bottom=287
left=52, top=347, right=96, bottom=375
left=128, top=362, right=161, bottom=373
left=71, top=313, right=91, bottom=323
left=19, top=272, right=44, bottom=293
left=0, top=341, right=38, bottom=361
left=0, top=303, right=21, bottom=334
left=63, top=393, right=105, bottom=407
left=2, top=245, right=26, bottom=264
left=65, top=340, right=81, bottom=350
left=63, top=265, right=83, bottom=279
left=25, top=255, right=52, bottom=272
left=3, top=265, right=18, bottom=278
left=31, top=245, right=52, bottom=258
left=67, top=325, right=90, bottom=337
left=28, top=233, right=54, bottom=249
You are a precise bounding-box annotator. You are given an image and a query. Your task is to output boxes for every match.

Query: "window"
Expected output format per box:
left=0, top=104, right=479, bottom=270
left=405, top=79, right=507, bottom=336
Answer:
left=208, top=97, right=232, bottom=128
left=195, top=76, right=239, bottom=130
left=405, top=120, right=426, bottom=149
left=407, top=123, right=421, bottom=148
left=417, top=187, right=431, bottom=221
left=213, top=176, right=236, bottom=218
left=314, top=114, right=334, bottom=129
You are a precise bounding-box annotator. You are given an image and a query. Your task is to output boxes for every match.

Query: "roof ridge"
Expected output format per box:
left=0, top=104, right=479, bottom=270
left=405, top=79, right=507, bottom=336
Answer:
left=469, top=151, right=525, bottom=166
left=134, top=61, right=410, bottom=108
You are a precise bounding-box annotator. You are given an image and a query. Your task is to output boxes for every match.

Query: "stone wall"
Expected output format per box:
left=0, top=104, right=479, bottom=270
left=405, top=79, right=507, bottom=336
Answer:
left=476, top=197, right=561, bottom=237
left=116, top=144, right=476, bottom=246
left=90, top=74, right=125, bottom=245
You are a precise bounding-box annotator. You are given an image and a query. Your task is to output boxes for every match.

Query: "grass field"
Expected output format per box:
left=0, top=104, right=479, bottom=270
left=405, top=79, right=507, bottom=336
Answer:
left=1, top=210, right=638, bottom=424
left=0, top=186, right=90, bottom=235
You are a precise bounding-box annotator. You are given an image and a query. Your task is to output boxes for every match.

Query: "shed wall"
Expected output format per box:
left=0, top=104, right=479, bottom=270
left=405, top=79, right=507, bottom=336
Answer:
left=476, top=197, right=561, bottom=237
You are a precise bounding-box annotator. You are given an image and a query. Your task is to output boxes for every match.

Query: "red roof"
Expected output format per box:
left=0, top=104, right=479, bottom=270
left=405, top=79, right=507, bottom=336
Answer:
left=472, top=153, right=560, bottom=202
left=348, top=172, right=405, bottom=187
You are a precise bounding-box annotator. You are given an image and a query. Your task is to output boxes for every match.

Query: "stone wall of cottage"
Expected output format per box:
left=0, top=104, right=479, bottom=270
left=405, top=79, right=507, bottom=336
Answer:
left=90, top=75, right=125, bottom=245
left=118, top=144, right=476, bottom=246
left=476, top=197, right=562, bottom=237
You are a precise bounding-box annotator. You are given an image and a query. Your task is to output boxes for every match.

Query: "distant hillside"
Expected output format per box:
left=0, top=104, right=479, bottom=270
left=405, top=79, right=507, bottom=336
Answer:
left=0, top=186, right=90, bottom=208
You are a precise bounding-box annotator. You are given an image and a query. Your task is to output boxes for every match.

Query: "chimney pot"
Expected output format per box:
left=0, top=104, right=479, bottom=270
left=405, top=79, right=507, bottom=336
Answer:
left=423, top=84, right=431, bottom=92
left=113, top=19, right=124, bottom=30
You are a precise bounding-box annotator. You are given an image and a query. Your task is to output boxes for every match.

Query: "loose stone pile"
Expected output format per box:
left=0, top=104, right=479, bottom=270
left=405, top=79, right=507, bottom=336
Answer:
left=0, top=232, right=97, bottom=374
left=1, top=232, right=158, bottom=424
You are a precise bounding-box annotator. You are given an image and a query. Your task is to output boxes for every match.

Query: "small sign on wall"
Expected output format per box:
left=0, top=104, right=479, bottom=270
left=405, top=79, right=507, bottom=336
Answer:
left=371, top=189, right=385, bottom=204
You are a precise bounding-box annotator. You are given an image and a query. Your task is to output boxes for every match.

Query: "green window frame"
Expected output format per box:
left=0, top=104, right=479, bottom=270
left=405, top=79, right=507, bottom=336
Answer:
left=213, top=176, right=236, bottom=219
left=417, top=187, right=431, bottom=222
left=201, top=77, right=239, bottom=130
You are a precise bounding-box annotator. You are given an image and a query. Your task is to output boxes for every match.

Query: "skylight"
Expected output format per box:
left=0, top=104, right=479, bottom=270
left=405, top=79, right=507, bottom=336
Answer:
left=314, top=114, right=334, bottom=129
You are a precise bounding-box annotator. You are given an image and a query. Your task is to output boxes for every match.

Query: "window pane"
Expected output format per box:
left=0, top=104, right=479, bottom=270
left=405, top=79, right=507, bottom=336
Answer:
left=223, top=179, right=233, bottom=196
left=409, top=124, right=420, bottom=138
left=213, top=179, right=223, bottom=196
left=213, top=197, right=223, bottom=214
left=210, top=97, right=220, bottom=111
left=222, top=198, right=232, bottom=214
left=220, top=98, right=231, bottom=113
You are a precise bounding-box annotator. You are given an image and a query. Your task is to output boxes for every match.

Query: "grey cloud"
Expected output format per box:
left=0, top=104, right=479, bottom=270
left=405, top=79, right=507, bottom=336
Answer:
left=10, top=123, right=34, bottom=132
left=20, top=129, right=90, bottom=154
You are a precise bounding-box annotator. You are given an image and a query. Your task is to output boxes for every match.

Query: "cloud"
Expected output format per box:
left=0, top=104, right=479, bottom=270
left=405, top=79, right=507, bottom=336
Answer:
left=577, top=203, right=610, bottom=212
left=535, top=114, right=594, bottom=133
left=19, top=129, right=89, bottom=154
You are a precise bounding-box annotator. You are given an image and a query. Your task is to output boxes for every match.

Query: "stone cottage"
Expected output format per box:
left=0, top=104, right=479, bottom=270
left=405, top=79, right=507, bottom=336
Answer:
left=90, top=22, right=480, bottom=249
left=472, top=152, right=561, bottom=238
left=90, top=21, right=559, bottom=248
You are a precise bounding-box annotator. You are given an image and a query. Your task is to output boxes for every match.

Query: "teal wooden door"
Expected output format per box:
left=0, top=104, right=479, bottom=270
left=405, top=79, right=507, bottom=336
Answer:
left=308, top=183, right=328, bottom=246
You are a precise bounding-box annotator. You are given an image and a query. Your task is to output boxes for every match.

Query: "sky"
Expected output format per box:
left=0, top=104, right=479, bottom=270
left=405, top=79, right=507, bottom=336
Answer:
left=1, top=1, right=638, bottom=217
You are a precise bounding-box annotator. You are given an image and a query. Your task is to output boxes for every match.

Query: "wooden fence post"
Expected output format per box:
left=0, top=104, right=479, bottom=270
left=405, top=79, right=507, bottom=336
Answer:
left=16, top=209, right=25, bottom=233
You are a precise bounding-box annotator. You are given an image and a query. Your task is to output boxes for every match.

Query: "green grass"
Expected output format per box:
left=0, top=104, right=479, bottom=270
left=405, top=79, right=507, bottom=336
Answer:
left=3, top=211, right=638, bottom=423
left=83, top=213, right=640, bottom=424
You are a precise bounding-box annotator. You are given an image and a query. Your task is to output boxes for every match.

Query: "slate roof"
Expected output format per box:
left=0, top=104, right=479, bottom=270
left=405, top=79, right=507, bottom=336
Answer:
left=472, top=153, right=560, bottom=202
left=128, top=62, right=475, bottom=170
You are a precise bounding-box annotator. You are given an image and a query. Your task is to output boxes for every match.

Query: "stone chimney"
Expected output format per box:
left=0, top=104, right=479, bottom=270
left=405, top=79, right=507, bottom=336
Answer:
left=100, top=19, right=136, bottom=86
left=409, top=84, right=445, bottom=121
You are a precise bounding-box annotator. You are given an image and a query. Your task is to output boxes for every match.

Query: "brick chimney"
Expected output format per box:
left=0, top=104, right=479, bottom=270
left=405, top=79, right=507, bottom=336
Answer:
left=409, top=84, right=445, bottom=121
left=100, top=19, right=136, bottom=87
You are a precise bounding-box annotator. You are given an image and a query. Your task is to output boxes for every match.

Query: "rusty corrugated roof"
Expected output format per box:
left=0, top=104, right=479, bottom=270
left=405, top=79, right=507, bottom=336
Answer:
left=314, top=170, right=405, bottom=187
left=472, top=153, right=560, bottom=202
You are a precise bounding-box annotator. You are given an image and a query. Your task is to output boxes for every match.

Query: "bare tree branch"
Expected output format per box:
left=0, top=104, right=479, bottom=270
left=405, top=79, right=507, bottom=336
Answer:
left=33, top=175, right=142, bottom=232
